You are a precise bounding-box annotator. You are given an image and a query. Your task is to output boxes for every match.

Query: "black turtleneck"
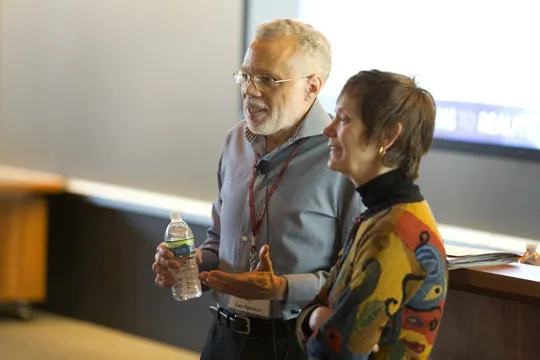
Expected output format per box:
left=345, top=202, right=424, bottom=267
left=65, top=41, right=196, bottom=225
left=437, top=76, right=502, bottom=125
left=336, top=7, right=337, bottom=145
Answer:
left=357, top=168, right=424, bottom=219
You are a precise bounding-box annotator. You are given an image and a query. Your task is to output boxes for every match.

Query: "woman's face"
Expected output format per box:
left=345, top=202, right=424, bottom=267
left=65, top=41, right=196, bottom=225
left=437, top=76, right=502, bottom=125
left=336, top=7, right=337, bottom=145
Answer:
left=323, top=93, right=384, bottom=187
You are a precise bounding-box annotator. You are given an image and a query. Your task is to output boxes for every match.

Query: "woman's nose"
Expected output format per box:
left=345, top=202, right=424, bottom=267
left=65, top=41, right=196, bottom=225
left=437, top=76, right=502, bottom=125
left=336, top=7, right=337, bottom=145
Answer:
left=323, top=119, right=336, bottom=137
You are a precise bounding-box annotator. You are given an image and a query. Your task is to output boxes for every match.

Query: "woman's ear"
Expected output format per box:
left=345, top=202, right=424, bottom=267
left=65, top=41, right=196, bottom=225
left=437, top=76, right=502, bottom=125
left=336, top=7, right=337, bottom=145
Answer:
left=383, top=122, right=403, bottom=149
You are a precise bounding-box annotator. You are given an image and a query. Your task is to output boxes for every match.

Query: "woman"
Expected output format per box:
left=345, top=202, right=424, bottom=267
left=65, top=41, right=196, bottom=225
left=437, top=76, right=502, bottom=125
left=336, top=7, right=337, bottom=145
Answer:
left=296, top=70, right=448, bottom=359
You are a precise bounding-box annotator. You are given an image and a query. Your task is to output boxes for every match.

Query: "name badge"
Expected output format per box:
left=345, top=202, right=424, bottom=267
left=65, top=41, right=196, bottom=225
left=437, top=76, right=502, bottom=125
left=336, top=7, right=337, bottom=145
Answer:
left=228, top=296, right=271, bottom=318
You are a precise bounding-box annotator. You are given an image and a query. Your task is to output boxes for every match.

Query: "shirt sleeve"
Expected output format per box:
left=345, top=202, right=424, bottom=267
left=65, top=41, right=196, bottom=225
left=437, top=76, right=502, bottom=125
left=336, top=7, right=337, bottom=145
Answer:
left=295, top=177, right=365, bottom=348
left=198, top=151, right=224, bottom=275
left=283, top=175, right=364, bottom=317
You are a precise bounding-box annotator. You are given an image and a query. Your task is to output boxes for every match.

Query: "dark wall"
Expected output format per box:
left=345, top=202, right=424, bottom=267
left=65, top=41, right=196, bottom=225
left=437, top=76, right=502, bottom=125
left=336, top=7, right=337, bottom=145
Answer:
left=44, top=194, right=215, bottom=353
left=42, top=194, right=540, bottom=359
left=417, top=149, right=540, bottom=240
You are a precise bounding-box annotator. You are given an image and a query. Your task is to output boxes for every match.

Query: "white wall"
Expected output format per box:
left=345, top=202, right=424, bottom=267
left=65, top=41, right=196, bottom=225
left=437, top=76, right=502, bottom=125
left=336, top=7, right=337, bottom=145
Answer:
left=0, top=0, right=243, bottom=201
left=2, top=0, right=539, bottom=241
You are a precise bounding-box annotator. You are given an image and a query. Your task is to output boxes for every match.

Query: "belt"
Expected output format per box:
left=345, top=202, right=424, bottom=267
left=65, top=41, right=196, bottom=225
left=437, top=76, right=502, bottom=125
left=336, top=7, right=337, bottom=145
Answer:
left=209, top=305, right=293, bottom=336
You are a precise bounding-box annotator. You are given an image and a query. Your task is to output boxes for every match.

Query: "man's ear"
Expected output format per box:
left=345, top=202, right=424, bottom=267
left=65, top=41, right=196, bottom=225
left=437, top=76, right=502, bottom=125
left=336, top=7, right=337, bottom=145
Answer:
left=305, top=75, right=323, bottom=100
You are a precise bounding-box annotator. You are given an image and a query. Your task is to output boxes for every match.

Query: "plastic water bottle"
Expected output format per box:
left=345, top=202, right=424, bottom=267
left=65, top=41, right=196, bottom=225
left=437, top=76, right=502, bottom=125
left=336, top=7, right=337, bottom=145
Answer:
left=164, top=211, right=202, bottom=301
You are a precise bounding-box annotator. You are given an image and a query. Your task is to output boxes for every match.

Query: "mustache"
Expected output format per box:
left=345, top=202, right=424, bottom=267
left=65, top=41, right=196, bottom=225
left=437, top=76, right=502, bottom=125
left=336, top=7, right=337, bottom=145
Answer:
left=244, top=99, right=267, bottom=109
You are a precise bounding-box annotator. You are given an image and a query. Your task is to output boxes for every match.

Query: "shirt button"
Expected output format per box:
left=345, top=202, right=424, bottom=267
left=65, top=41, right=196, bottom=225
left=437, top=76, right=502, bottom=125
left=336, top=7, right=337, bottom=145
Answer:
left=242, top=236, right=248, bottom=242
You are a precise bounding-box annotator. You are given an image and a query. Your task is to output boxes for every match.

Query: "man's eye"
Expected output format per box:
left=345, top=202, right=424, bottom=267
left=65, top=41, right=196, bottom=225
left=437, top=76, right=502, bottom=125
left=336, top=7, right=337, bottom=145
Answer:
left=256, top=76, right=274, bottom=86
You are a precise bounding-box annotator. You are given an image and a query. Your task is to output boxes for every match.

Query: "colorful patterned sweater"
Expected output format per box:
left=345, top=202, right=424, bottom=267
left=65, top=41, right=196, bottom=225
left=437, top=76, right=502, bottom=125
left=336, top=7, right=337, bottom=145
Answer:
left=296, top=169, right=448, bottom=360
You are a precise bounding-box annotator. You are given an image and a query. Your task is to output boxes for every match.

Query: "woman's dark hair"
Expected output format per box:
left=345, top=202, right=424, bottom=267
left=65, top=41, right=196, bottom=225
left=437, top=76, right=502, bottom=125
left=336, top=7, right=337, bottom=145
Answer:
left=340, top=70, right=436, bottom=179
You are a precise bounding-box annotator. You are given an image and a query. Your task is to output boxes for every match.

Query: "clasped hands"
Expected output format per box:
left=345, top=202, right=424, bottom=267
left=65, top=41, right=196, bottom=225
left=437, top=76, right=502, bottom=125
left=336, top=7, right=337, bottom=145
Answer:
left=152, top=244, right=287, bottom=301
left=308, top=307, right=379, bottom=353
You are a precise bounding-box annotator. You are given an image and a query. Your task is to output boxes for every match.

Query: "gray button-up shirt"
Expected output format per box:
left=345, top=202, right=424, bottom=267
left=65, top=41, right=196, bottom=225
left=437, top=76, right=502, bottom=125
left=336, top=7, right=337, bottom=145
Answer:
left=199, top=99, right=364, bottom=320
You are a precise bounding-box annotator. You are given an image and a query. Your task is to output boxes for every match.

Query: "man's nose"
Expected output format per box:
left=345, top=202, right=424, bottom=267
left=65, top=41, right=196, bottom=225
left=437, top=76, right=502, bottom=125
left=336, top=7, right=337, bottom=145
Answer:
left=243, top=79, right=261, bottom=97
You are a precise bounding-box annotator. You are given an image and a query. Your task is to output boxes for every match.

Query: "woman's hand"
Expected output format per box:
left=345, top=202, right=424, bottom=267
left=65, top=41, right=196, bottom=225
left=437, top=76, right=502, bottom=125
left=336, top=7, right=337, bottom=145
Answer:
left=308, top=306, right=380, bottom=353
left=309, top=306, right=333, bottom=332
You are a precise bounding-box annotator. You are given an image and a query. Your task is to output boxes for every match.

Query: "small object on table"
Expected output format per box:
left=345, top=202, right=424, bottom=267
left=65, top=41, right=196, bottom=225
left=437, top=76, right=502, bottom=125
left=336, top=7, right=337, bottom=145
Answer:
left=521, top=243, right=540, bottom=266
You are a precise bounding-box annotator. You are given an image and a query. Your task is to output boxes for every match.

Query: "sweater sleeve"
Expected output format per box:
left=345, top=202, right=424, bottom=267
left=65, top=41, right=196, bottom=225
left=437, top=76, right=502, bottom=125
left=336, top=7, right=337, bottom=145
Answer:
left=295, top=258, right=341, bottom=349
left=306, top=231, right=428, bottom=359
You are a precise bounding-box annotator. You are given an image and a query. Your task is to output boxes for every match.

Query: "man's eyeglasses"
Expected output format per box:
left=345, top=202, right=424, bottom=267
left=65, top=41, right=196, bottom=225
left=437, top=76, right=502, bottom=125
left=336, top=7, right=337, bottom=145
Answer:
left=233, top=70, right=311, bottom=92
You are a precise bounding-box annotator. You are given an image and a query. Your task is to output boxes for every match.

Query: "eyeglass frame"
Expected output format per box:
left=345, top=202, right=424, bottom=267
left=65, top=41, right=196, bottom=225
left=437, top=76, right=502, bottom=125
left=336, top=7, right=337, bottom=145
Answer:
left=232, top=70, right=313, bottom=92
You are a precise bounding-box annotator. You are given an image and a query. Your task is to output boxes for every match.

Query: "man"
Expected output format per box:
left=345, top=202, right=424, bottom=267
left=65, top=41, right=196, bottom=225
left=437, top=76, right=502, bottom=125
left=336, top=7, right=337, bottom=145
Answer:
left=152, top=19, right=363, bottom=360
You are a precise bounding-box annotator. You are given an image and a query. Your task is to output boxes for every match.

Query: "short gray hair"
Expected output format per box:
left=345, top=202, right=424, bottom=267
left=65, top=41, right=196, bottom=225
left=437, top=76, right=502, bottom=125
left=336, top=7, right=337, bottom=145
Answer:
left=255, top=19, right=332, bottom=84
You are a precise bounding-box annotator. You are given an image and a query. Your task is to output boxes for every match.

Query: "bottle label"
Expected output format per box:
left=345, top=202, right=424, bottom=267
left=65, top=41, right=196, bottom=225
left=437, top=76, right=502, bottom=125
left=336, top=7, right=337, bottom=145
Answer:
left=165, top=237, right=195, bottom=256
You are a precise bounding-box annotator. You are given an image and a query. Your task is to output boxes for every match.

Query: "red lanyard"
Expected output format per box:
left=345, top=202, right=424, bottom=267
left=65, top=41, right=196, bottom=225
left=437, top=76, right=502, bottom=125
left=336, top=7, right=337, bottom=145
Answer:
left=248, top=139, right=306, bottom=248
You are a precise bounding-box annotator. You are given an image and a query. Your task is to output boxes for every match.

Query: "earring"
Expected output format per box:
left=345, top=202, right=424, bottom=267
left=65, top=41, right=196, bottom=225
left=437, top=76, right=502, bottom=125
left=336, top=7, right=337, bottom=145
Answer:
left=379, top=146, right=386, bottom=157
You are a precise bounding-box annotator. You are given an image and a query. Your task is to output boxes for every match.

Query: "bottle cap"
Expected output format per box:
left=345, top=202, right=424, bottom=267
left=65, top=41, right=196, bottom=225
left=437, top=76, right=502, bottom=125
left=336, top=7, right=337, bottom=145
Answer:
left=170, top=210, right=182, bottom=221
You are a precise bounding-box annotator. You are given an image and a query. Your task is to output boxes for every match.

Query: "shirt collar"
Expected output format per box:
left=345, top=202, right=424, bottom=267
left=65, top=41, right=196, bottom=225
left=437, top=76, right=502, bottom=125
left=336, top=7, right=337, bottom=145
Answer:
left=244, top=99, right=331, bottom=153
